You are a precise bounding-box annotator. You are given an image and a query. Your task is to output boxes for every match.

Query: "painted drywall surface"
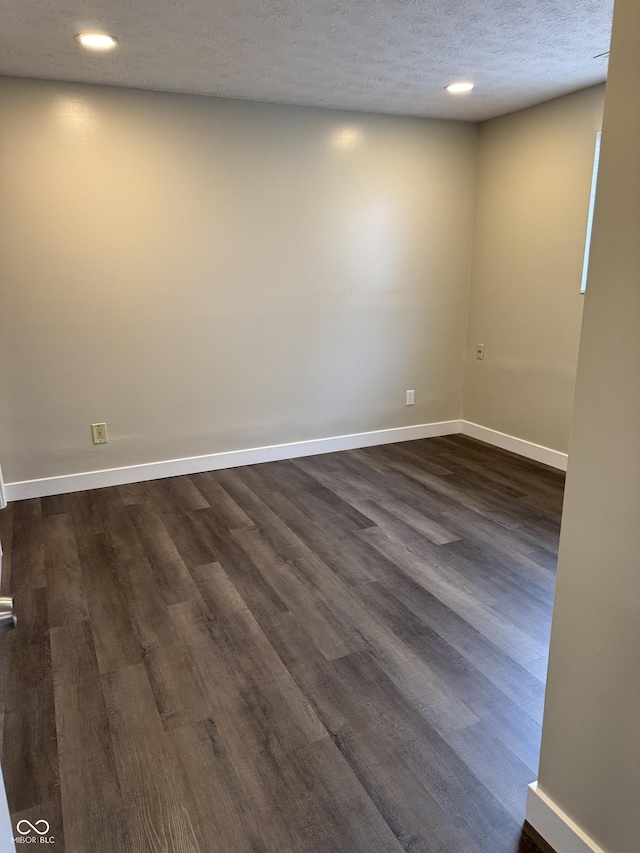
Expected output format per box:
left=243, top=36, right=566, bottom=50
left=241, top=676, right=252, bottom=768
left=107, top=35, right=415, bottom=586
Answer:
left=0, top=77, right=478, bottom=482
left=463, top=85, right=605, bottom=454
left=537, top=1, right=640, bottom=851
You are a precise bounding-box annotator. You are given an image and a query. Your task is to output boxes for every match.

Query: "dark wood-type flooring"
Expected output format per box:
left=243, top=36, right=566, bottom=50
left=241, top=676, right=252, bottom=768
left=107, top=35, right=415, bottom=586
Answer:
left=0, top=436, right=563, bottom=852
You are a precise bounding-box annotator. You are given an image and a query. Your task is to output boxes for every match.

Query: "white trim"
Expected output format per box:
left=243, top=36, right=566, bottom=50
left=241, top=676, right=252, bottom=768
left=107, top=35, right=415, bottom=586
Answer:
left=3, top=418, right=568, bottom=502
left=526, top=782, right=608, bottom=853
left=461, top=421, right=568, bottom=471
left=4, top=421, right=462, bottom=501
left=0, top=465, right=6, bottom=510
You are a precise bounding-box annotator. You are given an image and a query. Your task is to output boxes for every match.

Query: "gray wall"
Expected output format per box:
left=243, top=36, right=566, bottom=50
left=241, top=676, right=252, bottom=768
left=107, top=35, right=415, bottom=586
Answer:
left=464, top=85, right=605, bottom=453
left=536, top=0, right=640, bottom=850
left=0, top=78, right=478, bottom=483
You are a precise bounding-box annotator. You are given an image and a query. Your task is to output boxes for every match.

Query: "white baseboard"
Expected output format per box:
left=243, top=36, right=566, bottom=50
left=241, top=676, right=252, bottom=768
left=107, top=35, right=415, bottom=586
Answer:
left=4, top=420, right=462, bottom=501
left=461, top=421, right=568, bottom=471
left=0, top=464, right=6, bottom=510
left=526, top=782, right=607, bottom=853
left=3, top=417, right=568, bottom=502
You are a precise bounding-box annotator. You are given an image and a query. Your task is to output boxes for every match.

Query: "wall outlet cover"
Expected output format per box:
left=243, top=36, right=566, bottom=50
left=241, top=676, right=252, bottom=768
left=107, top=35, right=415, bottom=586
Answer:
left=91, top=423, right=108, bottom=444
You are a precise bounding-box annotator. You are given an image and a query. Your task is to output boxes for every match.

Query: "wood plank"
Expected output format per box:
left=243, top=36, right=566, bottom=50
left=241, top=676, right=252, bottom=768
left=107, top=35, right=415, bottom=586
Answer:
left=91, top=487, right=140, bottom=550
left=155, top=508, right=218, bottom=569
left=292, top=650, right=518, bottom=852
left=231, top=525, right=363, bottom=661
left=238, top=459, right=325, bottom=497
left=446, top=722, right=537, bottom=819
left=188, top=473, right=255, bottom=530
left=116, top=543, right=210, bottom=729
left=379, top=570, right=547, bottom=717
left=359, top=525, right=547, bottom=664
left=126, top=502, right=202, bottom=604
left=50, top=620, right=128, bottom=852
left=353, top=581, right=542, bottom=771
left=187, top=508, right=289, bottom=623
left=43, top=513, right=89, bottom=628
left=184, top=562, right=327, bottom=753
left=168, top=721, right=259, bottom=853
left=280, top=484, right=377, bottom=534
left=2, top=588, right=58, bottom=813
left=356, top=496, right=460, bottom=545
left=76, top=533, right=142, bottom=675
left=57, top=490, right=104, bottom=537
left=0, top=501, right=14, bottom=594
left=293, top=453, right=390, bottom=505
left=169, top=596, right=291, bottom=765
left=263, top=490, right=389, bottom=585
left=148, top=475, right=211, bottom=513
left=280, top=554, right=479, bottom=736
left=10, top=499, right=45, bottom=591
left=101, top=663, right=202, bottom=852
left=260, top=736, right=406, bottom=852
left=434, top=436, right=564, bottom=489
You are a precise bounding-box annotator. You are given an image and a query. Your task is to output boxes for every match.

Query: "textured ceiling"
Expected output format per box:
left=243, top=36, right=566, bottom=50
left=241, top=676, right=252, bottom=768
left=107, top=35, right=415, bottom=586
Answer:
left=1, top=0, right=612, bottom=121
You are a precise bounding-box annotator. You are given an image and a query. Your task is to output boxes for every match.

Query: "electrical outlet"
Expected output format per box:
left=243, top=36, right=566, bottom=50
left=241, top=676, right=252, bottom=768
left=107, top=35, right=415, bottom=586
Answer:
left=91, top=423, right=108, bottom=445
left=476, top=343, right=485, bottom=360
left=406, top=390, right=415, bottom=406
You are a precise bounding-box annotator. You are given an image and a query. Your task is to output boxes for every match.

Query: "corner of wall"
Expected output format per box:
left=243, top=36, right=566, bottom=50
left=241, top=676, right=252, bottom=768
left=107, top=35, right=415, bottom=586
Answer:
left=459, top=120, right=483, bottom=422
left=526, top=783, right=607, bottom=853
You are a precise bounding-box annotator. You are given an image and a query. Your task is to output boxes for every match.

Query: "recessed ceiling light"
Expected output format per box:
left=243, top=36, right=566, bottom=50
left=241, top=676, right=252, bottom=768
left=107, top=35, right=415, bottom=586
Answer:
left=76, top=33, right=118, bottom=50
left=446, top=82, right=475, bottom=94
